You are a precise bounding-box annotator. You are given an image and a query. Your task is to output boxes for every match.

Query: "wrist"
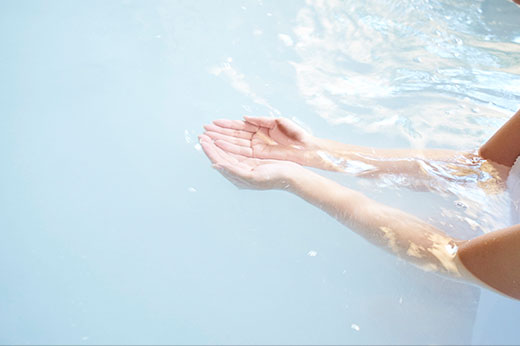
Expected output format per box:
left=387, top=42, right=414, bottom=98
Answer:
left=301, top=136, right=345, bottom=171
left=285, top=165, right=326, bottom=195
left=283, top=164, right=311, bottom=192
left=298, top=136, right=327, bottom=167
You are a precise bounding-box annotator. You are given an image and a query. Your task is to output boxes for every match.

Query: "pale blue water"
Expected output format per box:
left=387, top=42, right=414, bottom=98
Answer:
left=1, top=0, right=520, bottom=344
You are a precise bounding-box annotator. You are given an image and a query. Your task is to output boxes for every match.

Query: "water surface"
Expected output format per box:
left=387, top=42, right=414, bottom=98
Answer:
left=1, top=0, right=520, bottom=344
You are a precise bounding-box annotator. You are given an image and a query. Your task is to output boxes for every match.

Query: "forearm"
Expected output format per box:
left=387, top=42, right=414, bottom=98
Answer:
left=287, top=167, right=465, bottom=278
left=304, top=137, right=474, bottom=178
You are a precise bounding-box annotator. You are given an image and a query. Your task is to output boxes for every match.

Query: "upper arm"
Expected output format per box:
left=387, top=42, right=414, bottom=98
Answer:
left=457, top=224, right=520, bottom=300
left=479, top=109, right=520, bottom=167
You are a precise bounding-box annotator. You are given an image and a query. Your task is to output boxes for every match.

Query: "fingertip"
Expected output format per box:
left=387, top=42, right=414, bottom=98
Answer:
left=212, top=163, right=225, bottom=171
left=198, top=134, right=210, bottom=143
left=213, top=141, right=225, bottom=151
left=212, top=119, right=229, bottom=127
left=214, top=139, right=232, bottom=150
left=202, top=131, right=212, bottom=139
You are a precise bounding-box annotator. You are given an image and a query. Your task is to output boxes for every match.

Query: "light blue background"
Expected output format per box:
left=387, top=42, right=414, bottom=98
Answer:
left=1, top=0, right=520, bottom=344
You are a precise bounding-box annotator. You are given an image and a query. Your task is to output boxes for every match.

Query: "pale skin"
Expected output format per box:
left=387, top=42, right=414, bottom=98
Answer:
left=199, top=108, right=520, bottom=300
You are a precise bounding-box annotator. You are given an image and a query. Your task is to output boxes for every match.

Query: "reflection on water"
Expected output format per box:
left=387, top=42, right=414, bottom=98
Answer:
left=209, top=1, right=520, bottom=342
left=280, top=0, right=518, bottom=236
left=317, top=147, right=511, bottom=236
left=2, top=0, right=520, bottom=344
left=209, top=0, right=519, bottom=240
left=291, top=0, right=520, bottom=148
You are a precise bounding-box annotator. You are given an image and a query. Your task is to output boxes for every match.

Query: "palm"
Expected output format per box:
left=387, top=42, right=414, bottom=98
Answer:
left=249, top=129, right=292, bottom=160
left=244, top=158, right=289, bottom=181
left=198, top=133, right=299, bottom=190
left=203, top=116, right=313, bottom=164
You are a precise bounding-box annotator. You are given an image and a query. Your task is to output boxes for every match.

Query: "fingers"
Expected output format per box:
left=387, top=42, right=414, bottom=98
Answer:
left=200, top=134, right=256, bottom=189
left=243, top=116, right=277, bottom=129
left=228, top=152, right=252, bottom=163
left=199, top=134, right=238, bottom=165
left=212, top=119, right=259, bottom=133
left=273, top=118, right=306, bottom=142
left=199, top=135, right=223, bottom=165
left=203, top=123, right=253, bottom=140
left=214, top=139, right=254, bottom=157
left=204, top=130, right=251, bottom=148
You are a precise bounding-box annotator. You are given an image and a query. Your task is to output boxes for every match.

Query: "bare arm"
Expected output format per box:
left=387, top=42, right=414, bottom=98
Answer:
left=306, top=136, right=476, bottom=178
left=205, top=117, right=507, bottom=191
left=458, top=224, right=520, bottom=300
left=479, top=108, right=520, bottom=167
left=200, top=133, right=520, bottom=300
left=290, top=167, right=520, bottom=300
left=200, top=132, right=465, bottom=277
left=287, top=166, right=465, bottom=277
left=306, top=107, right=520, bottom=173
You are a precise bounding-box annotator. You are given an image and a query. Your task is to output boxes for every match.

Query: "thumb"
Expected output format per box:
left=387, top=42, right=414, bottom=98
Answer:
left=275, top=118, right=306, bottom=142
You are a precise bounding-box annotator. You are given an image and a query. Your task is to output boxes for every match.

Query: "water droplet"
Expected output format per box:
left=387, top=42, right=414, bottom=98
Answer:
left=351, top=323, right=360, bottom=332
left=307, top=250, right=317, bottom=257
left=188, top=187, right=197, bottom=193
left=455, top=201, right=467, bottom=209
left=278, top=33, right=294, bottom=47
left=445, top=242, right=459, bottom=256
left=184, top=130, right=192, bottom=143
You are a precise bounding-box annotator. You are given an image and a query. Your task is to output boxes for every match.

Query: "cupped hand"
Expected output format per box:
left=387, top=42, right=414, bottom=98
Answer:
left=198, top=134, right=303, bottom=190
left=202, top=116, right=318, bottom=165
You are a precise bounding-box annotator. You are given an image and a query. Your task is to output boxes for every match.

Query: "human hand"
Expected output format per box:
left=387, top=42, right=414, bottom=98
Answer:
left=203, top=117, right=318, bottom=165
left=198, top=133, right=304, bottom=190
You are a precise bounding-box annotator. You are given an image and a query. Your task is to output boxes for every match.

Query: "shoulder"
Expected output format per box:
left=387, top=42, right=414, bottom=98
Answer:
left=456, top=224, right=520, bottom=300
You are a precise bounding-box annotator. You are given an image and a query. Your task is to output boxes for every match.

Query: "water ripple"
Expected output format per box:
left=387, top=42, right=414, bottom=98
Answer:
left=291, top=0, right=520, bottom=147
